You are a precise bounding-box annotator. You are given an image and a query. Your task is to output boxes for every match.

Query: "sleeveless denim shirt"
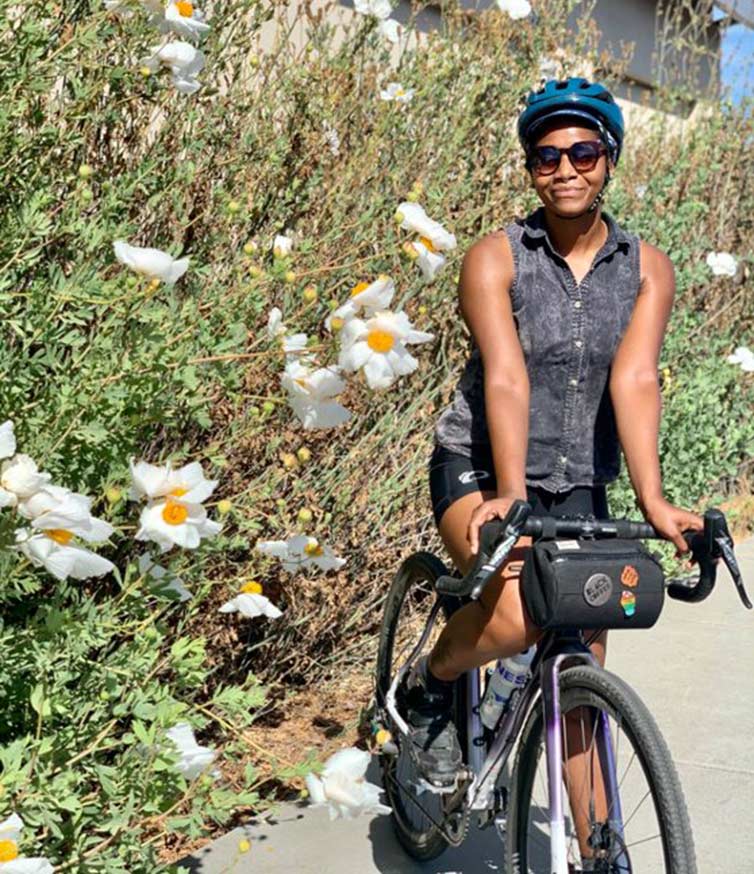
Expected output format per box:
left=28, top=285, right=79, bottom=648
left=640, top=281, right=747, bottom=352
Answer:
left=433, top=206, right=642, bottom=493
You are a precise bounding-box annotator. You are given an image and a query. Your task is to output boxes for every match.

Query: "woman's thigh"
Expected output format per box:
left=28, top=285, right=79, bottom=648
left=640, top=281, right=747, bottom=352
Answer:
left=437, top=489, right=540, bottom=645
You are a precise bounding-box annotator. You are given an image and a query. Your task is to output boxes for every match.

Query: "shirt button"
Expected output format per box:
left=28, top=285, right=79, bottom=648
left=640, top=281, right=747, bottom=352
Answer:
left=569, top=378, right=578, bottom=386
left=560, top=455, right=568, bottom=464
left=573, top=300, right=582, bottom=309
left=575, top=340, right=583, bottom=348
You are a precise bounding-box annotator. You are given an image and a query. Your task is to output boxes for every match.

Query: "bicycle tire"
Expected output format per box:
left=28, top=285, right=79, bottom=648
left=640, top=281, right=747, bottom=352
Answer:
left=375, top=550, right=468, bottom=861
left=506, top=664, right=695, bottom=874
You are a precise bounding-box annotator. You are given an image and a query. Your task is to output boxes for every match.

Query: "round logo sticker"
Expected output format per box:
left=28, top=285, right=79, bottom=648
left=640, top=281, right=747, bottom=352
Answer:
left=583, top=572, right=613, bottom=607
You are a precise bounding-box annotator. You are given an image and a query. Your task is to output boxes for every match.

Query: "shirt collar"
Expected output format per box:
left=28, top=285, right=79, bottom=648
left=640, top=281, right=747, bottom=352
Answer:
left=521, top=206, right=631, bottom=258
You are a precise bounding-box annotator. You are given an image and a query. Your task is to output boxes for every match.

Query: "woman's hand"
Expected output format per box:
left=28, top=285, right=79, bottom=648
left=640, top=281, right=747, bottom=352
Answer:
left=467, top=492, right=526, bottom=556
left=642, top=496, right=704, bottom=561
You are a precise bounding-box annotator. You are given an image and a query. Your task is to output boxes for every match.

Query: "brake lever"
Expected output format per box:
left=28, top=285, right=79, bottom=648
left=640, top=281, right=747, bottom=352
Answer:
left=715, top=533, right=752, bottom=609
left=469, top=500, right=532, bottom=601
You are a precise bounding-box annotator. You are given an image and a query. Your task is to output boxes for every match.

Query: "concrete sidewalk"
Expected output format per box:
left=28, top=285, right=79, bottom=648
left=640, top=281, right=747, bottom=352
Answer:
left=178, top=538, right=754, bottom=874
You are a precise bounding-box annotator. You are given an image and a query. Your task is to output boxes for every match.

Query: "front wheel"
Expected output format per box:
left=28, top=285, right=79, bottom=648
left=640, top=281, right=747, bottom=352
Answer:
left=506, top=664, right=695, bottom=874
left=374, top=551, right=468, bottom=861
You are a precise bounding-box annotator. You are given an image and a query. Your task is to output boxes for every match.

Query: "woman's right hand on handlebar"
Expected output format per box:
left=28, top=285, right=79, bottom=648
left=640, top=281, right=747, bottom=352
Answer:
left=468, top=492, right=527, bottom=556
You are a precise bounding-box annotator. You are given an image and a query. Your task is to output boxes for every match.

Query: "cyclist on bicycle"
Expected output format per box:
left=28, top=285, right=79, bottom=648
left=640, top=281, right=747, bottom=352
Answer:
left=400, top=77, right=705, bottom=788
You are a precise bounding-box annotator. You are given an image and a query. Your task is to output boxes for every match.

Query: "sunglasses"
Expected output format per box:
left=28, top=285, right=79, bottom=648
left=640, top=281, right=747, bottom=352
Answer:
left=528, top=140, right=608, bottom=176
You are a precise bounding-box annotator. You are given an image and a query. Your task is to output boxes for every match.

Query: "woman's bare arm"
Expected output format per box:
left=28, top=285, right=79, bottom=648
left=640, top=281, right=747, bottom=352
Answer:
left=458, top=233, right=529, bottom=499
left=609, top=241, right=702, bottom=553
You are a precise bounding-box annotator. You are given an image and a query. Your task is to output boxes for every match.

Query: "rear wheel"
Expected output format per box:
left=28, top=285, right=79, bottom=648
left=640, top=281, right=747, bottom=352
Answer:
left=374, top=551, right=468, bottom=861
left=506, top=665, right=695, bottom=873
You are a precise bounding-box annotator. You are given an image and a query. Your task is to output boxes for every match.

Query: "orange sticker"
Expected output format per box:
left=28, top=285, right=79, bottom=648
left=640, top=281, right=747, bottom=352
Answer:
left=621, top=564, right=639, bottom=588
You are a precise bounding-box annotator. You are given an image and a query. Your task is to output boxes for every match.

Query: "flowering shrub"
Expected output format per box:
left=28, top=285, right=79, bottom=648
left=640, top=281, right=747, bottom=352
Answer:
left=0, top=0, right=751, bottom=868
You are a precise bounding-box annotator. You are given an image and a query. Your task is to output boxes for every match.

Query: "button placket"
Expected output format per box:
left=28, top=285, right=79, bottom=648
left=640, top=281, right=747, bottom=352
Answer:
left=558, top=274, right=587, bottom=475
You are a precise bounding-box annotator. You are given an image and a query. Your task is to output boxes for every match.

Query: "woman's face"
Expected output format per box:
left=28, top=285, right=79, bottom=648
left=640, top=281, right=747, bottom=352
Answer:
left=529, top=123, right=614, bottom=217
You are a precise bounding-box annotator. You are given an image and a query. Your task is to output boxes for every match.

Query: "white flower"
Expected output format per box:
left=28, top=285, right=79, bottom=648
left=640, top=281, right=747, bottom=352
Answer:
left=138, top=552, right=192, bottom=601
left=496, top=0, right=532, bottom=19
left=165, top=723, right=219, bottom=780
left=322, top=121, right=340, bottom=157
left=113, top=240, right=189, bottom=285
left=305, top=747, right=391, bottom=820
left=338, top=310, right=434, bottom=390
left=256, top=534, right=346, bottom=573
left=156, top=2, right=211, bottom=41
left=15, top=528, right=116, bottom=582
left=218, top=582, right=283, bottom=619
left=726, top=346, right=754, bottom=372
left=0, top=813, right=54, bottom=874
left=266, top=307, right=312, bottom=362
left=135, top=499, right=222, bottom=553
left=411, top=239, right=447, bottom=282
left=272, top=234, right=293, bottom=257
left=17, top=484, right=115, bottom=542
left=395, top=201, right=457, bottom=252
left=128, top=458, right=218, bottom=504
left=0, top=420, right=15, bottom=459
left=0, top=455, right=53, bottom=507
left=280, top=360, right=352, bottom=429
left=140, top=41, right=205, bottom=94
left=379, top=82, right=414, bottom=103
left=706, top=251, right=738, bottom=278
left=324, top=276, right=395, bottom=331
left=353, top=0, right=392, bottom=19
left=635, top=184, right=647, bottom=199
left=378, top=18, right=403, bottom=43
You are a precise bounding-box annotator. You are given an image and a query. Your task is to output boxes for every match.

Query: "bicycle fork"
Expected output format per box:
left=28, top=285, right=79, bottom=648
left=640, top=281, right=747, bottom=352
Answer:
left=542, top=654, right=629, bottom=874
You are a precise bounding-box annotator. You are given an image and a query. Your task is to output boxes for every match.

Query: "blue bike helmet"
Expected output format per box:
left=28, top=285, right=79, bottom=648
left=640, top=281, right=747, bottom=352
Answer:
left=517, top=77, right=625, bottom=214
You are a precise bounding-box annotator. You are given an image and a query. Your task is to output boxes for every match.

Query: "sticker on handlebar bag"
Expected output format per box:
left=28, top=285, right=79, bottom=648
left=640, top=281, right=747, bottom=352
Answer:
left=583, top=572, right=613, bottom=607
left=621, top=564, right=639, bottom=587
left=620, top=590, right=637, bottom=617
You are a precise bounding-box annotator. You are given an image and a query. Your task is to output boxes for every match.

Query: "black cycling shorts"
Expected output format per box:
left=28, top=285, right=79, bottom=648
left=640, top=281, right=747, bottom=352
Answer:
left=428, top=443, right=609, bottom=528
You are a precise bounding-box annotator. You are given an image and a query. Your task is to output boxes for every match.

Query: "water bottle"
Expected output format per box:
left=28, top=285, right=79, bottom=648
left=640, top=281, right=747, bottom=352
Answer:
left=479, top=646, right=536, bottom=730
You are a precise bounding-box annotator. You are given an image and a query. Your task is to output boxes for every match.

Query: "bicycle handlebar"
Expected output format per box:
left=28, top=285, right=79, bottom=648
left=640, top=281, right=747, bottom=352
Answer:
left=435, top=502, right=752, bottom=611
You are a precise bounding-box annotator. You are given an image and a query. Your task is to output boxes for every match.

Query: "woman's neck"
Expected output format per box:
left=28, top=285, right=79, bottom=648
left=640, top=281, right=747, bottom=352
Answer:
left=541, top=206, right=607, bottom=258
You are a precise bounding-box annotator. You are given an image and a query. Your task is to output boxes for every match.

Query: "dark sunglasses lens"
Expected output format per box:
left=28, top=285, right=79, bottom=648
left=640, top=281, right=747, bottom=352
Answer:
left=534, top=147, right=560, bottom=174
left=570, top=142, right=601, bottom=170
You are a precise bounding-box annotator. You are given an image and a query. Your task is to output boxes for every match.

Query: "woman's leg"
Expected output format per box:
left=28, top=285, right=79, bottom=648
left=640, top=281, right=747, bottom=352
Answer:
left=427, top=489, right=543, bottom=681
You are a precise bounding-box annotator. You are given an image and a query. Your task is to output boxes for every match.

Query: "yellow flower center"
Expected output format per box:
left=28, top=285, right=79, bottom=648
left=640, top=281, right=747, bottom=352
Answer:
left=241, top=580, right=263, bottom=595
left=294, top=377, right=308, bottom=388
left=304, top=541, right=324, bottom=557
left=350, top=282, right=370, bottom=297
left=169, top=486, right=188, bottom=497
left=162, top=500, right=189, bottom=526
left=175, top=0, right=194, bottom=16
left=418, top=235, right=437, bottom=253
left=0, top=841, right=18, bottom=863
left=367, top=329, right=395, bottom=353
left=46, top=529, right=73, bottom=545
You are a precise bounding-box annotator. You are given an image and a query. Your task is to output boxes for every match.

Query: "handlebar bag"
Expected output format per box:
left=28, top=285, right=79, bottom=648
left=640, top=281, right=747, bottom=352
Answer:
left=521, top=537, right=665, bottom=630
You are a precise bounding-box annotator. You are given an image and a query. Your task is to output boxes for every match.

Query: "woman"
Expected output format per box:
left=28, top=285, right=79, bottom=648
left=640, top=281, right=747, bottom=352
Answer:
left=400, top=78, right=704, bottom=797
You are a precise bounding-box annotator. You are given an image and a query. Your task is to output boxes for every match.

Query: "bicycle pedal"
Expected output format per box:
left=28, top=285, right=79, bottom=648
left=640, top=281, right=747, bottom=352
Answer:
left=413, top=774, right=462, bottom=796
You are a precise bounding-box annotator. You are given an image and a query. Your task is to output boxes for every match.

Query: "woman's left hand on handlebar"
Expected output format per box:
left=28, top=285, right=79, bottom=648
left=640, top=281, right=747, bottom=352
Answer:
left=642, top=496, right=704, bottom=561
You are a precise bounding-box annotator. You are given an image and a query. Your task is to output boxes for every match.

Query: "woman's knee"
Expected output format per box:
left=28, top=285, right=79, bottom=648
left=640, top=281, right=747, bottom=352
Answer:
left=477, top=557, right=542, bottom=652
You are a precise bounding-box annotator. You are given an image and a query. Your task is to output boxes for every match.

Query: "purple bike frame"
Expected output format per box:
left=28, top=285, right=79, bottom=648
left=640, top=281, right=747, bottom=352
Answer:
left=463, top=643, right=628, bottom=873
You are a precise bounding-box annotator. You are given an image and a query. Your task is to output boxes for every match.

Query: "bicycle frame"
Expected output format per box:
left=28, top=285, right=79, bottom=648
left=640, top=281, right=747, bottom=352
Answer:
left=384, top=610, right=628, bottom=873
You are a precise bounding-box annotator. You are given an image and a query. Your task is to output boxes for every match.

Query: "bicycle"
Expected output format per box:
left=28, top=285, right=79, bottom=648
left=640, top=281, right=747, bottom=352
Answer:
left=371, top=502, right=751, bottom=873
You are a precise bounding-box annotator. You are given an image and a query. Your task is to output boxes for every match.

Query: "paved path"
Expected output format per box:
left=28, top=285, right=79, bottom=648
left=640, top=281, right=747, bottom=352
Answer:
left=178, top=538, right=754, bottom=874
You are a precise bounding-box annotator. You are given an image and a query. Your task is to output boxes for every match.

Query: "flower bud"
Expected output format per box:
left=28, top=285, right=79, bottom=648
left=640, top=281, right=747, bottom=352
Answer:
left=228, top=200, right=241, bottom=214
left=297, top=507, right=313, bottom=524
left=248, top=264, right=263, bottom=278
left=406, top=190, right=420, bottom=203
left=330, top=316, right=344, bottom=331
left=139, top=66, right=153, bottom=77
left=243, top=241, right=257, bottom=255
left=284, top=270, right=296, bottom=283
left=281, top=452, right=298, bottom=470
left=417, top=304, right=427, bottom=315
left=78, top=164, right=93, bottom=179
left=302, top=285, right=318, bottom=303
left=296, top=447, right=311, bottom=463
left=261, top=400, right=275, bottom=415
left=217, top=499, right=233, bottom=516
left=105, top=486, right=122, bottom=505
